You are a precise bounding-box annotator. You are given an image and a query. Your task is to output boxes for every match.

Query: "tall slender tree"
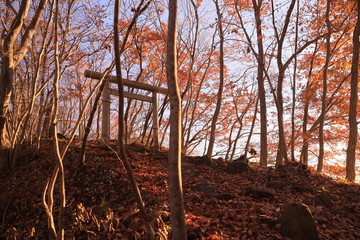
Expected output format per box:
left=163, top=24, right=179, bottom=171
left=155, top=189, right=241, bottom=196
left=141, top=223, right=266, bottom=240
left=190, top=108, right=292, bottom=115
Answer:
left=252, top=0, right=268, bottom=167
left=52, top=1, right=66, bottom=238
left=271, top=0, right=296, bottom=165
left=113, top=0, right=155, bottom=238
left=300, top=42, right=318, bottom=165
left=290, top=0, right=300, bottom=162
left=318, top=0, right=332, bottom=172
left=206, top=0, right=225, bottom=162
left=234, top=0, right=268, bottom=167
left=166, top=0, right=187, bottom=238
left=346, top=0, right=360, bottom=182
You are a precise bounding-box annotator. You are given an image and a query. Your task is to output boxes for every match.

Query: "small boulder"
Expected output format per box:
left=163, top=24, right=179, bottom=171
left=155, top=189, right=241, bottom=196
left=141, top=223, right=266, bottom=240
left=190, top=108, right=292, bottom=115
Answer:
left=225, top=161, right=249, bottom=174
left=280, top=202, right=320, bottom=240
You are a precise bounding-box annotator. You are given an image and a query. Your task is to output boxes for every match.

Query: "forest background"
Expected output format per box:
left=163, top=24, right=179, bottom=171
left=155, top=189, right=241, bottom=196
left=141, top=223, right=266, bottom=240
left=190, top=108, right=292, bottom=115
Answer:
left=0, top=0, right=359, bottom=181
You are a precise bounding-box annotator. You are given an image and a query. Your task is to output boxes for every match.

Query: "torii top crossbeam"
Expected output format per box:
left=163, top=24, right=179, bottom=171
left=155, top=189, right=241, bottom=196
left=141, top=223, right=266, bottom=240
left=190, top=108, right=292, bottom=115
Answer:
left=84, top=69, right=168, bottom=95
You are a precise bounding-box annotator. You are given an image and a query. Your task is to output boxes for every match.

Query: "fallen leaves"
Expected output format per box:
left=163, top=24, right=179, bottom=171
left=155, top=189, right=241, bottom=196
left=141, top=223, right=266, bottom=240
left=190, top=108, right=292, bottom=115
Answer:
left=1, top=143, right=360, bottom=239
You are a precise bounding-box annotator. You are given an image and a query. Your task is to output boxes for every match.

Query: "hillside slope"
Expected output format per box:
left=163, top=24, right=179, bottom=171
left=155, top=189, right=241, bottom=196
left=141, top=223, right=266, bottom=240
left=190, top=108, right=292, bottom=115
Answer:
left=0, top=142, right=359, bottom=239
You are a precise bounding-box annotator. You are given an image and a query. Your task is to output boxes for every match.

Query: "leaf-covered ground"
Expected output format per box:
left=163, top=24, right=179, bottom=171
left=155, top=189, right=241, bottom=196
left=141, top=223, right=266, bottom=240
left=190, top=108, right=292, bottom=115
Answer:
left=1, top=142, right=359, bottom=239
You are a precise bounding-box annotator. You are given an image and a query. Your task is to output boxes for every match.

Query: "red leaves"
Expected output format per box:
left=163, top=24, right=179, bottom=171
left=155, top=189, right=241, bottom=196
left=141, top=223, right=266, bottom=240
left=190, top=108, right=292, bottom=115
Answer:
left=206, top=235, right=222, bottom=240
left=1, top=143, right=360, bottom=239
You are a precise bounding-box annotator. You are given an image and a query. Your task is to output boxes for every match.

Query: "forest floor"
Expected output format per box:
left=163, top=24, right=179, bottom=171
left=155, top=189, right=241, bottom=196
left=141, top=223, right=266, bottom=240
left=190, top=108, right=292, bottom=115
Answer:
left=0, top=141, right=360, bottom=239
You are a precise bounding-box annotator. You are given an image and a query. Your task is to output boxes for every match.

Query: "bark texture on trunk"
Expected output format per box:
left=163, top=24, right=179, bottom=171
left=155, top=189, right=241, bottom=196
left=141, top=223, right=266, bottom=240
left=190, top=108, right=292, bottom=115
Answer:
left=346, top=0, right=360, bottom=182
left=206, top=0, right=225, bottom=162
left=0, top=0, right=49, bottom=164
left=166, top=0, right=187, bottom=238
left=317, top=0, right=331, bottom=173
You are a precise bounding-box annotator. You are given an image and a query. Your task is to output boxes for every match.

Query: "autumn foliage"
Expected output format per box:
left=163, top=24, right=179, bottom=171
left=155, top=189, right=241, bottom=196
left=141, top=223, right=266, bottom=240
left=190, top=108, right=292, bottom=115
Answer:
left=0, top=0, right=360, bottom=239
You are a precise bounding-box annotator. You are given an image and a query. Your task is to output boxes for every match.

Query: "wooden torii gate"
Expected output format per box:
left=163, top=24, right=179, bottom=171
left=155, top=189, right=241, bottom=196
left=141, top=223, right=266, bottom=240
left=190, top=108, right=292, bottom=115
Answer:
left=84, top=69, right=168, bottom=150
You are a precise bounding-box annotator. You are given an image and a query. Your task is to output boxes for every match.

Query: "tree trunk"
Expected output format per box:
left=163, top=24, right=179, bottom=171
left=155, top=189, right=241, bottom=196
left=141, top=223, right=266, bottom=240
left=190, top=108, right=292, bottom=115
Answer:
left=113, top=0, right=155, bottom=238
left=0, top=0, right=49, bottom=164
left=0, top=64, right=14, bottom=152
left=244, top=96, right=259, bottom=159
left=346, top=0, right=360, bottom=182
left=206, top=0, right=225, bottom=162
left=252, top=0, right=268, bottom=167
left=51, top=1, right=66, bottom=238
left=275, top=70, right=289, bottom=166
left=0, top=0, right=30, bottom=151
left=0, top=64, right=12, bottom=168
left=183, top=32, right=215, bottom=153
left=290, top=0, right=300, bottom=162
left=300, top=42, right=318, bottom=165
left=271, top=0, right=296, bottom=166
left=166, top=0, right=187, bottom=238
left=318, top=0, right=331, bottom=173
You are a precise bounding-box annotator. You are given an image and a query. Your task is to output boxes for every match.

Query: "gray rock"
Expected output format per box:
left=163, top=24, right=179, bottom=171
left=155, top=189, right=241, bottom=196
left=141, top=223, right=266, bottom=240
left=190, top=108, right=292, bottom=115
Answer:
left=280, top=202, right=320, bottom=240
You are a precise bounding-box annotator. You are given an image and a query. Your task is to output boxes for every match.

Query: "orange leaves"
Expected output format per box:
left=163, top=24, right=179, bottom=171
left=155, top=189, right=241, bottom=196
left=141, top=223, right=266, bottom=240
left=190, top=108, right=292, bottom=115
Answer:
left=206, top=235, right=222, bottom=240
left=2, top=142, right=360, bottom=239
left=186, top=213, right=211, bottom=226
